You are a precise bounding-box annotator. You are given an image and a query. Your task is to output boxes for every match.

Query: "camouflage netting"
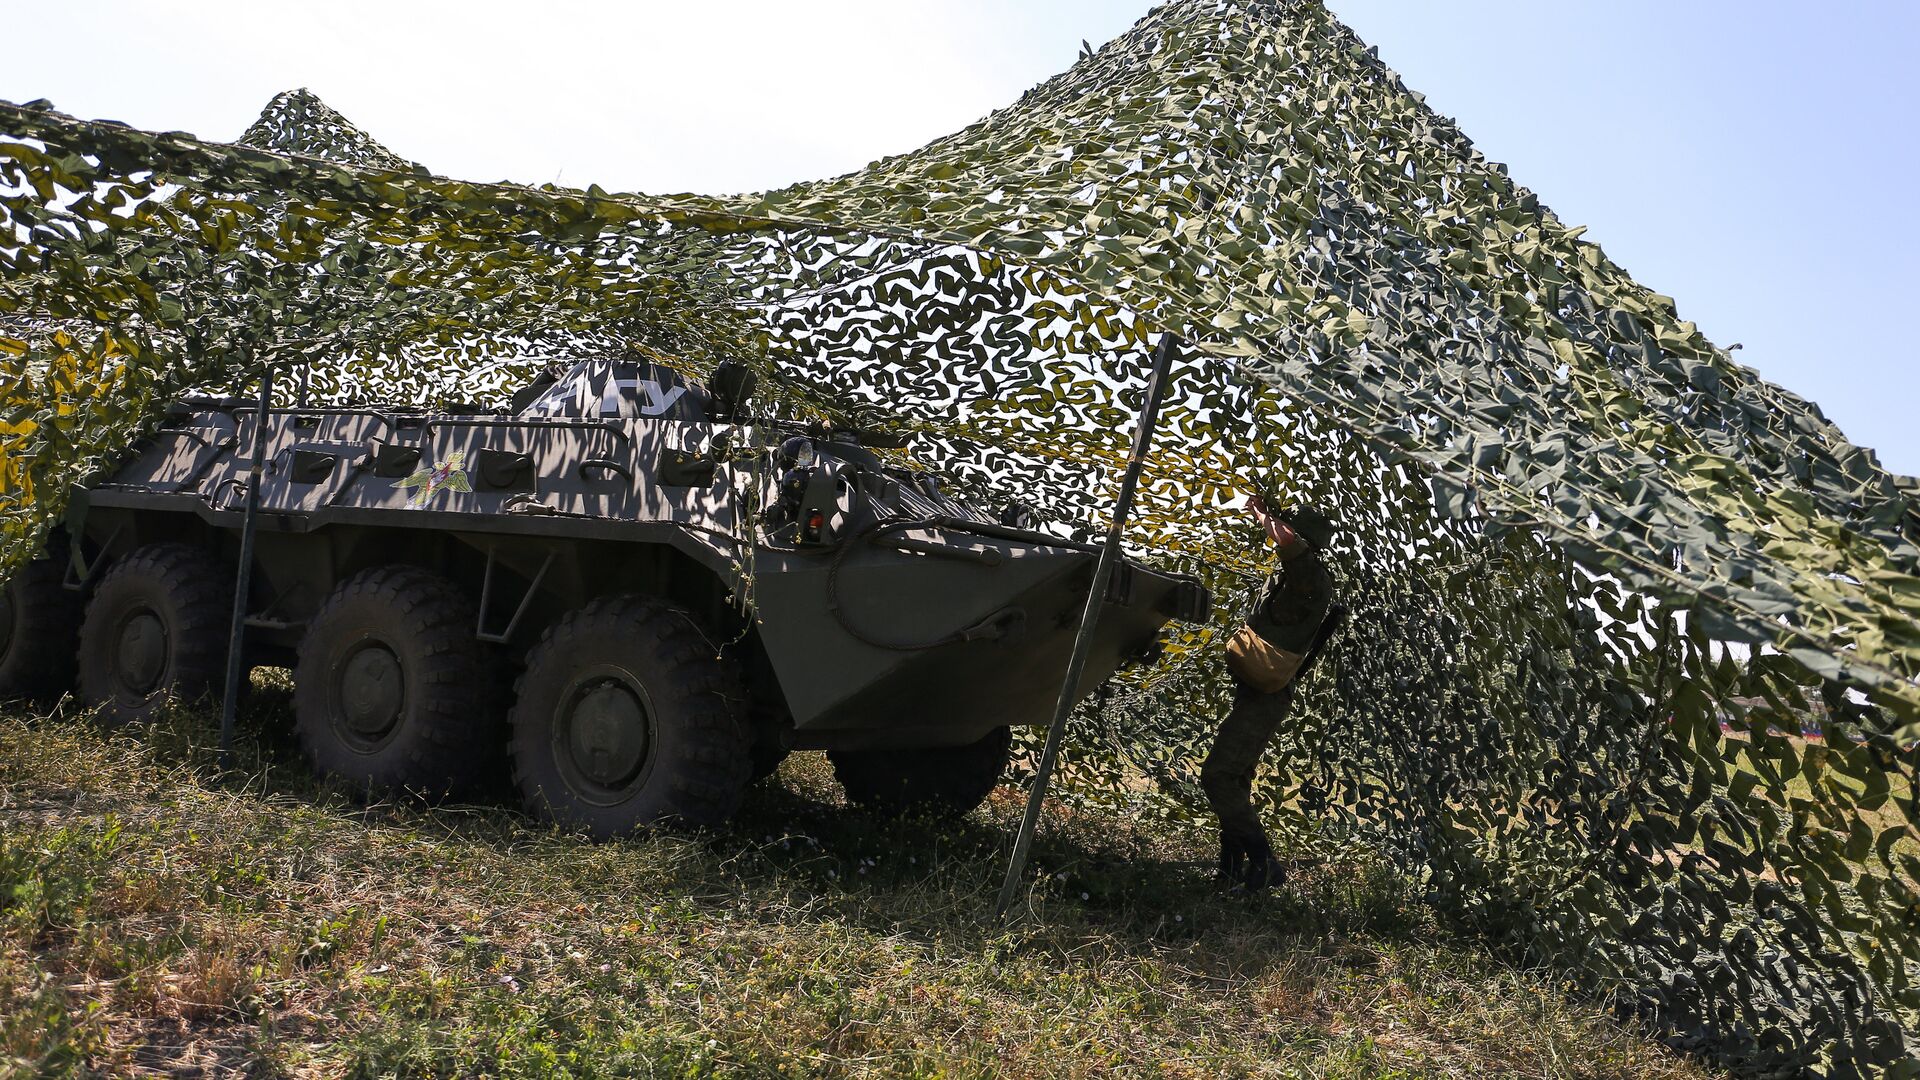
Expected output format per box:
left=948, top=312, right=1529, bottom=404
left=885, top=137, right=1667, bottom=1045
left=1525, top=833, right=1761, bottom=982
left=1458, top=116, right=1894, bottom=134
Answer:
left=3, top=1, right=1916, bottom=1074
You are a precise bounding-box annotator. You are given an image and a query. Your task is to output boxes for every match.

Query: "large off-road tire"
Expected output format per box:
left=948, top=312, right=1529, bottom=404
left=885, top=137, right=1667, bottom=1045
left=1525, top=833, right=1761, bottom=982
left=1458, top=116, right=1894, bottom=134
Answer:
left=745, top=703, right=792, bottom=784
left=76, top=543, right=232, bottom=725
left=293, top=565, right=500, bottom=798
left=829, top=726, right=1012, bottom=819
left=0, top=553, right=84, bottom=703
left=748, top=740, right=792, bottom=785
left=509, top=595, right=751, bottom=836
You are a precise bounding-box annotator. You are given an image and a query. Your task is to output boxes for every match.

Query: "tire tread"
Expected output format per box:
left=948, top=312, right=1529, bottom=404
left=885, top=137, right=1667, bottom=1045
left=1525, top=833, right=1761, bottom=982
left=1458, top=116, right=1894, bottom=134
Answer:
left=293, top=564, right=499, bottom=796
left=76, top=542, right=232, bottom=723
left=830, top=727, right=1012, bottom=819
left=0, top=551, right=83, bottom=702
left=509, top=594, right=750, bottom=832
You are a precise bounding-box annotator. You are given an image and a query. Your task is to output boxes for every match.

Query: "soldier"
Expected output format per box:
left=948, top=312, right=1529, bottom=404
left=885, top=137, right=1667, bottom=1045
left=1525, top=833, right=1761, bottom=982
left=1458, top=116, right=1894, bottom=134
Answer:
left=1201, top=495, right=1337, bottom=890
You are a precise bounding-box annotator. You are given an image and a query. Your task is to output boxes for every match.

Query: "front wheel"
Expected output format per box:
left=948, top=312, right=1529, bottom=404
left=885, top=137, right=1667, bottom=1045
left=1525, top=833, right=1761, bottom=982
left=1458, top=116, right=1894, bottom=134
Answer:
left=829, top=727, right=1011, bottom=819
left=509, top=595, right=750, bottom=837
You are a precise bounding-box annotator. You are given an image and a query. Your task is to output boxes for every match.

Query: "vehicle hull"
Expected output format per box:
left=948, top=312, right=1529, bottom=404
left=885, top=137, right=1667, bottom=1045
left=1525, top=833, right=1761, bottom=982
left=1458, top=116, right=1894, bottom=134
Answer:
left=63, top=398, right=1208, bottom=751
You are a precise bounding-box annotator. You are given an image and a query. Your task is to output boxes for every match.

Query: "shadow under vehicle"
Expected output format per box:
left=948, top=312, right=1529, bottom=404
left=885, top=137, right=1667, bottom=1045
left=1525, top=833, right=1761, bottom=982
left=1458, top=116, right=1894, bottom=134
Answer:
left=0, top=357, right=1208, bottom=835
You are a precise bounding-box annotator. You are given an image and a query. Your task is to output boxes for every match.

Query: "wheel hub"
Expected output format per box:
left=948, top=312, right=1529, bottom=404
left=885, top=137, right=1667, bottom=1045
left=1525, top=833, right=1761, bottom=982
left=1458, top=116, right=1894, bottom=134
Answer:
left=115, top=611, right=168, bottom=695
left=338, top=643, right=404, bottom=742
left=565, top=681, right=650, bottom=788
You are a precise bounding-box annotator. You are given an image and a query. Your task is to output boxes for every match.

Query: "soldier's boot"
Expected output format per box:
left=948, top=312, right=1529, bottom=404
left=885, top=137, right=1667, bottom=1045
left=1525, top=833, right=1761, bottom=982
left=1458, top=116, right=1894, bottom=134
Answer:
left=1215, top=829, right=1249, bottom=884
left=1239, top=831, right=1288, bottom=891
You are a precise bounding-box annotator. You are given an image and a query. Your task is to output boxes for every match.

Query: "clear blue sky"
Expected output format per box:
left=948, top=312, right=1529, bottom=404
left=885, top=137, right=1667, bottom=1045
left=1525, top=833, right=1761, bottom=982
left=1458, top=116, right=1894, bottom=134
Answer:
left=1328, top=1, right=1920, bottom=476
left=6, top=2, right=1915, bottom=474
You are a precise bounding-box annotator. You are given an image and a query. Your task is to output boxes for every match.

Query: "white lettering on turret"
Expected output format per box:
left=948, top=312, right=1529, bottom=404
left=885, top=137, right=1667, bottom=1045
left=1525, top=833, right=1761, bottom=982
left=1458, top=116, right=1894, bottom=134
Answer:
left=644, top=383, right=687, bottom=416
left=523, top=367, right=688, bottom=418
left=608, top=377, right=686, bottom=417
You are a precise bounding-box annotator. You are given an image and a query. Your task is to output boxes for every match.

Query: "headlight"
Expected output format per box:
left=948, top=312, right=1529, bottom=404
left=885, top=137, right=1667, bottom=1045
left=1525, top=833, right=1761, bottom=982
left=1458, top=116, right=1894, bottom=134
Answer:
left=778, top=436, right=816, bottom=470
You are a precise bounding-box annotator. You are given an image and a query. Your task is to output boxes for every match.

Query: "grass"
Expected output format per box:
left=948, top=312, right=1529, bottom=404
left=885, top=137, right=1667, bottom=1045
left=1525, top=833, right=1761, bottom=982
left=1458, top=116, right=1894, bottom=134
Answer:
left=0, top=683, right=1724, bottom=1079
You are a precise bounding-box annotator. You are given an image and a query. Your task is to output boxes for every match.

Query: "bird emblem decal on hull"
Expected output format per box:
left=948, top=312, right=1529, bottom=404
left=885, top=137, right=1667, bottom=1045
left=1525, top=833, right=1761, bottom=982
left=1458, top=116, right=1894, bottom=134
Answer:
left=397, top=451, right=472, bottom=509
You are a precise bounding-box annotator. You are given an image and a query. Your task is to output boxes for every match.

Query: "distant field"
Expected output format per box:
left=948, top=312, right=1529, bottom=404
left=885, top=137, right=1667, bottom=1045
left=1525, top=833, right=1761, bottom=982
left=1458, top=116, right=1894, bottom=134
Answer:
left=0, top=690, right=1721, bottom=1079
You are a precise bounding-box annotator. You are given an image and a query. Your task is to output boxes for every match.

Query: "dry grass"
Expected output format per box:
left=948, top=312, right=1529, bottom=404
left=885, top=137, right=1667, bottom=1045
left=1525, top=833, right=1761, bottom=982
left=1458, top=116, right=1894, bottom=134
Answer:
left=0, top=687, right=1723, bottom=1079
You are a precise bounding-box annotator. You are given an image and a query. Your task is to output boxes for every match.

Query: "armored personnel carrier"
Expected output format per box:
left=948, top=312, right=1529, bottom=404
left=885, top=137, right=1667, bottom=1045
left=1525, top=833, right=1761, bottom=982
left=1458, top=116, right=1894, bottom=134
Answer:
left=0, top=357, right=1208, bottom=834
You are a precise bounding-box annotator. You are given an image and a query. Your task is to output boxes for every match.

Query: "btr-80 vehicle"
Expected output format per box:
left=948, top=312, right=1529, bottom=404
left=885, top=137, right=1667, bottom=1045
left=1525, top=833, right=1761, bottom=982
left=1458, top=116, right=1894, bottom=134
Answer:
left=0, top=357, right=1209, bottom=834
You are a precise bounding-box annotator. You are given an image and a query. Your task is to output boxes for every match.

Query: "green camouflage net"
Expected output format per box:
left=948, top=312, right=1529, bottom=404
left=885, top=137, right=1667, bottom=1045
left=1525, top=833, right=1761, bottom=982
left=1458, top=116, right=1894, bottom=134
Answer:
left=3, top=1, right=1916, bottom=1074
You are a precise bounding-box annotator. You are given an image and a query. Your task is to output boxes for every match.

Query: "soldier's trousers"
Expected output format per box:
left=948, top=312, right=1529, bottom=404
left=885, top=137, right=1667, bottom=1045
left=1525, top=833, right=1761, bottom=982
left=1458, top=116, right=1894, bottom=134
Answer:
left=1200, top=681, right=1295, bottom=843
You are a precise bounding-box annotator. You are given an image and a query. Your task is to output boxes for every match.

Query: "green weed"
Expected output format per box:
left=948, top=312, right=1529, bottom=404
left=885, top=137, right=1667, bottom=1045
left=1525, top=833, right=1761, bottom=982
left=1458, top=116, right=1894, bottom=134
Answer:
left=0, top=694, right=1721, bottom=1079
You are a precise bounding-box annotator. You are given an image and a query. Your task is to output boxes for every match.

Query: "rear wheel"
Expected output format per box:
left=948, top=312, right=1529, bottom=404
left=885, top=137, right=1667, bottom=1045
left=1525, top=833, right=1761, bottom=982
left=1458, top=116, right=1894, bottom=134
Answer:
left=748, top=740, right=792, bottom=784
left=746, top=703, right=792, bottom=784
left=293, top=565, right=500, bottom=798
left=829, top=726, right=1011, bottom=819
left=509, top=595, right=750, bottom=836
left=76, top=543, right=232, bottom=725
left=0, top=549, right=83, bottom=703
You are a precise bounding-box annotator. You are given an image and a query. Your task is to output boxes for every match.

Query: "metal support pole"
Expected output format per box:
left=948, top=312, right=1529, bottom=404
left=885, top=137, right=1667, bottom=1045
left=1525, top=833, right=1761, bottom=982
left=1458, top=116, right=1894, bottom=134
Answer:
left=994, top=333, right=1179, bottom=922
left=219, top=359, right=274, bottom=768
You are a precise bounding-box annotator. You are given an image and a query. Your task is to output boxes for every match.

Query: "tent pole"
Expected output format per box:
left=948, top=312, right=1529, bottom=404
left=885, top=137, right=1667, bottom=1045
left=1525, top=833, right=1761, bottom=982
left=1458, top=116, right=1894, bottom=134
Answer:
left=219, top=357, right=274, bottom=769
left=994, top=333, right=1179, bottom=922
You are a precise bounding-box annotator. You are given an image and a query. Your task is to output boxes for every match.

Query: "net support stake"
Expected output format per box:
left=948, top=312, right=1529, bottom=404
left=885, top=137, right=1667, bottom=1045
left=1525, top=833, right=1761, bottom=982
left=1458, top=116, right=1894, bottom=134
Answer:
left=994, top=333, right=1179, bottom=923
left=219, top=357, right=274, bottom=769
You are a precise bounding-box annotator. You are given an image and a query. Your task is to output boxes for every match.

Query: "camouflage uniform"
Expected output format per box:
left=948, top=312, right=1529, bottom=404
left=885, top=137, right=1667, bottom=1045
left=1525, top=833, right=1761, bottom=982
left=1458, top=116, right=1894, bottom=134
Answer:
left=1202, top=511, right=1335, bottom=886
